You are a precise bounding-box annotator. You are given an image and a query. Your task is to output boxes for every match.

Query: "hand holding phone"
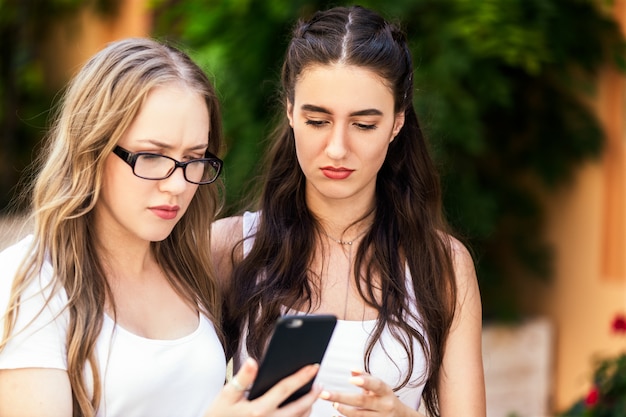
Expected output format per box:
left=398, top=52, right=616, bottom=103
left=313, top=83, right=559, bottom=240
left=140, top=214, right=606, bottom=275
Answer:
left=247, top=314, right=337, bottom=405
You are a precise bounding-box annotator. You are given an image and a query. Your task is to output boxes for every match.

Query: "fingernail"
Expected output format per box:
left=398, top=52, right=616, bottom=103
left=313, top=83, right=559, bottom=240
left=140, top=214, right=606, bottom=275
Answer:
left=349, top=376, right=365, bottom=386
left=333, top=402, right=339, bottom=409
left=319, top=390, right=331, bottom=400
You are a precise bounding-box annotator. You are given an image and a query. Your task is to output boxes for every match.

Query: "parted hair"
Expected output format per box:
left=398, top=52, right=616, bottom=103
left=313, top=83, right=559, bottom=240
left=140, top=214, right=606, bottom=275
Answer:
left=226, top=6, right=457, bottom=417
left=0, top=38, right=224, bottom=417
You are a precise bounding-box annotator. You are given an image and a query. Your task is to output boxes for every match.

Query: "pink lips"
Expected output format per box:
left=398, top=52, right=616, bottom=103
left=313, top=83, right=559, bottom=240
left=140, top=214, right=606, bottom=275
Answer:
left=321, top=166, right=353, bottom=180
left=150, top=205, right=180, bottom=220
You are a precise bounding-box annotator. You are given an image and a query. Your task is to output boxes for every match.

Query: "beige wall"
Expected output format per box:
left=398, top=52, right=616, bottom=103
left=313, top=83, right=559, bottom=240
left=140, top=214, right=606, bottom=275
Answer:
left=40, top=0, right=151, bottom=89
left=515, top=1, right=626, bottom=411
left=517, top=163, right=626, bottom=411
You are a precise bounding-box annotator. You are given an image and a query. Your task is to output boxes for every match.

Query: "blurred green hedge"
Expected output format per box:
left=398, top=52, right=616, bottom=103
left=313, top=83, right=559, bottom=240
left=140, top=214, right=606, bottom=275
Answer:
left=151, top=0, right=626, bottom=319
left=2, top=0, right=625, bottom=319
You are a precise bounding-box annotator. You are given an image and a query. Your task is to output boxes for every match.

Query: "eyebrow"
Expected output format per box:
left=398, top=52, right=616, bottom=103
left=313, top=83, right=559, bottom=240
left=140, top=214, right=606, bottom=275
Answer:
left=136, top=139, right=208, bottom=151
left=300, top=104, right=383, bottom=117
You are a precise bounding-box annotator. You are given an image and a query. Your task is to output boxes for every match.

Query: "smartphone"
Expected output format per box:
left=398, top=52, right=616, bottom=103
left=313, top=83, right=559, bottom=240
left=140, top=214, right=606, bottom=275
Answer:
left=247, top=314, right=337, bottom=405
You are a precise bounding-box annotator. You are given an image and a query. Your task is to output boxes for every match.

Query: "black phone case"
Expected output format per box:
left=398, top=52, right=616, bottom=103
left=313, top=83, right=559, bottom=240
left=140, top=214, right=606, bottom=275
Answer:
left=247, top=314, right=337, bottom=405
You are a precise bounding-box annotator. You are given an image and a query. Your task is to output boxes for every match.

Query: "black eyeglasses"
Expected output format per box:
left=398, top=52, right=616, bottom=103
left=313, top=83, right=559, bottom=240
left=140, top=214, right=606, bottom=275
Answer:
left=113, top=146, right=223, bottom=185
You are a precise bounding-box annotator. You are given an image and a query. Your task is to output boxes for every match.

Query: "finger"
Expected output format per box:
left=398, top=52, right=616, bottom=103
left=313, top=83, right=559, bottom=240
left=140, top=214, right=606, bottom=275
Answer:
left=254, top=364, right=320, bottom=408
left=226, top=358, right=258, bottom=396
left=330, top=396, right=380, bottom=417
left=230, top=376, right=246, bottom=392
left=349, top=372, right=389, bottom=396
left=320, top=372, right=394, bottom=412
left=273, top=382, right=323, bottom=417
left=319, top=390, right=362, bottom=408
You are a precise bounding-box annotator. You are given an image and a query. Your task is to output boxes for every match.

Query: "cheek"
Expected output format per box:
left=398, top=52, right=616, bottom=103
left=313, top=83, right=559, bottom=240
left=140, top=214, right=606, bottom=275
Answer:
left=100, top=156, right=149, bottom=210
left=175, top=183, right=201, bottom=218
left=293, top=129, right=317, bottom=165
left=182, top=185, right=200, bottom=207
left=364, top=141, right=391, bottom=169
left=100, top=170, right=137, bottom=213
left=101, top=159, right=124, bottom=202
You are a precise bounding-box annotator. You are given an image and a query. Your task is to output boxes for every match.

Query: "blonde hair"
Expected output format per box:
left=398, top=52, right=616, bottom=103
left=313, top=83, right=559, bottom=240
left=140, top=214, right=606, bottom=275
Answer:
left=1, top=38, right=224, bottom=416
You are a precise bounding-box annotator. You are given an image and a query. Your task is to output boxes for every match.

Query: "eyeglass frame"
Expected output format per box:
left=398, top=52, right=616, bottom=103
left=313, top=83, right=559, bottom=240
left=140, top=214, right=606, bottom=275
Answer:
left=112, top=145, right=223, bottom=185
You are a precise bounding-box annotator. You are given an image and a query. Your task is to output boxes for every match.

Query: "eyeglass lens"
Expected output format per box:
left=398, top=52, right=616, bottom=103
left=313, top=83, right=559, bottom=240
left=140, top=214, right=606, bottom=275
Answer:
left=135, top=154, right=219, bottom=184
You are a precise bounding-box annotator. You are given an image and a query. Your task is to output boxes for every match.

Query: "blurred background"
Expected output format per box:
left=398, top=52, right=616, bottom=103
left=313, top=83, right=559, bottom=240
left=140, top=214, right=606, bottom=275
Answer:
left=2, top=0, right=626, bottom=415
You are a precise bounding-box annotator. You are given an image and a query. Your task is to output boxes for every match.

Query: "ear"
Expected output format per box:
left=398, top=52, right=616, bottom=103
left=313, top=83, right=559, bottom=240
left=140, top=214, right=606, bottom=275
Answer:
left=390, top=110, right=405, bottom=141
left=287, top=101, right=294, bottom=128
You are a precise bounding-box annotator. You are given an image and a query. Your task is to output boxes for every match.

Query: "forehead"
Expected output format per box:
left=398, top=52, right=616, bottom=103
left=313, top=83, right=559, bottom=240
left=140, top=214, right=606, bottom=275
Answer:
left=120, top=84, right=210, bottom=149
left=293, top=64, right=395, bottom=111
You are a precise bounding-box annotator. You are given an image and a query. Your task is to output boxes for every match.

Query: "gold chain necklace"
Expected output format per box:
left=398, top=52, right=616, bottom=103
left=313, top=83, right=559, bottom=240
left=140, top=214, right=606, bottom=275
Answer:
left=321, top=228, right=369, bottom=246
left=321, top=228, right=369, bottom=319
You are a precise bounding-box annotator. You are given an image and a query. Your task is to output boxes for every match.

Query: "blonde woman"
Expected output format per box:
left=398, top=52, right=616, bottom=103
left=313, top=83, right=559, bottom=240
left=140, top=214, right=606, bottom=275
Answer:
left=0, top=38, right=318, bottom=417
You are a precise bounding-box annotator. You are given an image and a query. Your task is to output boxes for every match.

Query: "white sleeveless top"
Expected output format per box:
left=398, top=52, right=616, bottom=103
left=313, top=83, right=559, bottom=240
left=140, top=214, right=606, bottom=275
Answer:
left=240, top=211, right=426, bottom=416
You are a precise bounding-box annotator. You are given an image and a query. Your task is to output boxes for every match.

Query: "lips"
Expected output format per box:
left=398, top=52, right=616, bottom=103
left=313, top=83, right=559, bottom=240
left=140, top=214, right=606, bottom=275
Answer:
left=150, top=205, right=180, bottom=220
left=321, top=166, right=353, bottom=180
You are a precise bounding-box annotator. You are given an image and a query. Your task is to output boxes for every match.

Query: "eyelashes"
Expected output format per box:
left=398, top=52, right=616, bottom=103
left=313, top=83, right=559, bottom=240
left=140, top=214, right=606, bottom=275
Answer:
left=305, top=120, right=327, bottom=127
left=304, top=120, right=377, bottom=130
left=354, top=123, right=377, bottom=131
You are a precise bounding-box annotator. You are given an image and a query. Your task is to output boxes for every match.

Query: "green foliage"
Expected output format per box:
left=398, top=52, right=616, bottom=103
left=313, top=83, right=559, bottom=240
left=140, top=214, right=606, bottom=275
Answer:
left=1, top=0, right=623, bottom=319
left=151, top=0, right=626, bottom=320
left=401, top=0, right=624, bottom=319
left=0, top=0, right=120, bottom=212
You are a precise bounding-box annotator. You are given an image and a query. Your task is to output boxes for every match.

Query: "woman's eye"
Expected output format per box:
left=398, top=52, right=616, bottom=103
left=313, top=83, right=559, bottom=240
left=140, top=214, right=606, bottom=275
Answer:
left=305, top=119, right=327, bottom=128
left=355, top=123, right=377, bottom=130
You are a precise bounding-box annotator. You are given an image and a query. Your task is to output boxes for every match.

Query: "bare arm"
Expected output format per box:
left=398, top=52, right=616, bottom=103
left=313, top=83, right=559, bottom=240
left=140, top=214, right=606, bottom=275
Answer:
left=437, top=239, right=486, bottom=416
left=0, top=368, right=73, bottom=417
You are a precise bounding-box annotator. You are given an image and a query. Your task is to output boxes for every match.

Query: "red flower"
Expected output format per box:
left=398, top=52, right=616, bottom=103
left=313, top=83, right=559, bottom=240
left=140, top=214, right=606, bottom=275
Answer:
left=611, top=313, right=626, bottom=334
left=585, top=386, right=600, bottom=407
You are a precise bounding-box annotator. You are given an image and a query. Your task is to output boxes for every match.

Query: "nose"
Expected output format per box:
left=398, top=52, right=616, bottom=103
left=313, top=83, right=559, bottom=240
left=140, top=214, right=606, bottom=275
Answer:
left=325, top=125, right=349, bottom=160
left=159, top=165, right=190, bottom=194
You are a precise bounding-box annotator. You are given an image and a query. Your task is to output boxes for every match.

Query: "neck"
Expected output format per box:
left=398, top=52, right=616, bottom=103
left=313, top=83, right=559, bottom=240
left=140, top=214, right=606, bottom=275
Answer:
left=305, top=182, right=376, bottom=228
left=95, top=232, right=155, bottom=281
left=318, top=211, right=374, bottom=246
left=321, top=226, right=369, bottom=245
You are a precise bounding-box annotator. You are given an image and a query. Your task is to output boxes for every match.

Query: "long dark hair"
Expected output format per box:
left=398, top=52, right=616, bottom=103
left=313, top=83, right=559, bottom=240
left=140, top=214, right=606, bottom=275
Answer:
left=227, top=6, right=456, bottom=416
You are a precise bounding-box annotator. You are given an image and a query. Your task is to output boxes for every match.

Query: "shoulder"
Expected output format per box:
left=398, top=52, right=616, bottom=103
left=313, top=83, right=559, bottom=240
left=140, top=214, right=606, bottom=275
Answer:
left=448, top=236, right=475, bottom=280
left=0, top=235, right=67, bottom=314
left=444, top=234, right=482, bottom=329
left=211, top=216, right=244, bottom=252
left=0, top=236, right=70, bottom=372
left=0, top=235, right=34, bottom=265
left=211, top=215, right=244, bottom=287
left=0, top=235, right=39, bottom=302
left=211, top=211, right=261, bottom=254
left=439, top=233, right=479, bottom=307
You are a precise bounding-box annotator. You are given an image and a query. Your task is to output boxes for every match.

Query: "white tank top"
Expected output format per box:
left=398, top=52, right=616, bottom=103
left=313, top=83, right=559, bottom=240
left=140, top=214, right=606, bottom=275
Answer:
left=240, top=211, right=426, bottom=416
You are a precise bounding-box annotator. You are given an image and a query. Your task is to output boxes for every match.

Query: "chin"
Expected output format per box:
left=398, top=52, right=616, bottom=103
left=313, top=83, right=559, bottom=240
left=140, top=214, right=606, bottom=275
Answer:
left=144, top=228, right=177, bottom=243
